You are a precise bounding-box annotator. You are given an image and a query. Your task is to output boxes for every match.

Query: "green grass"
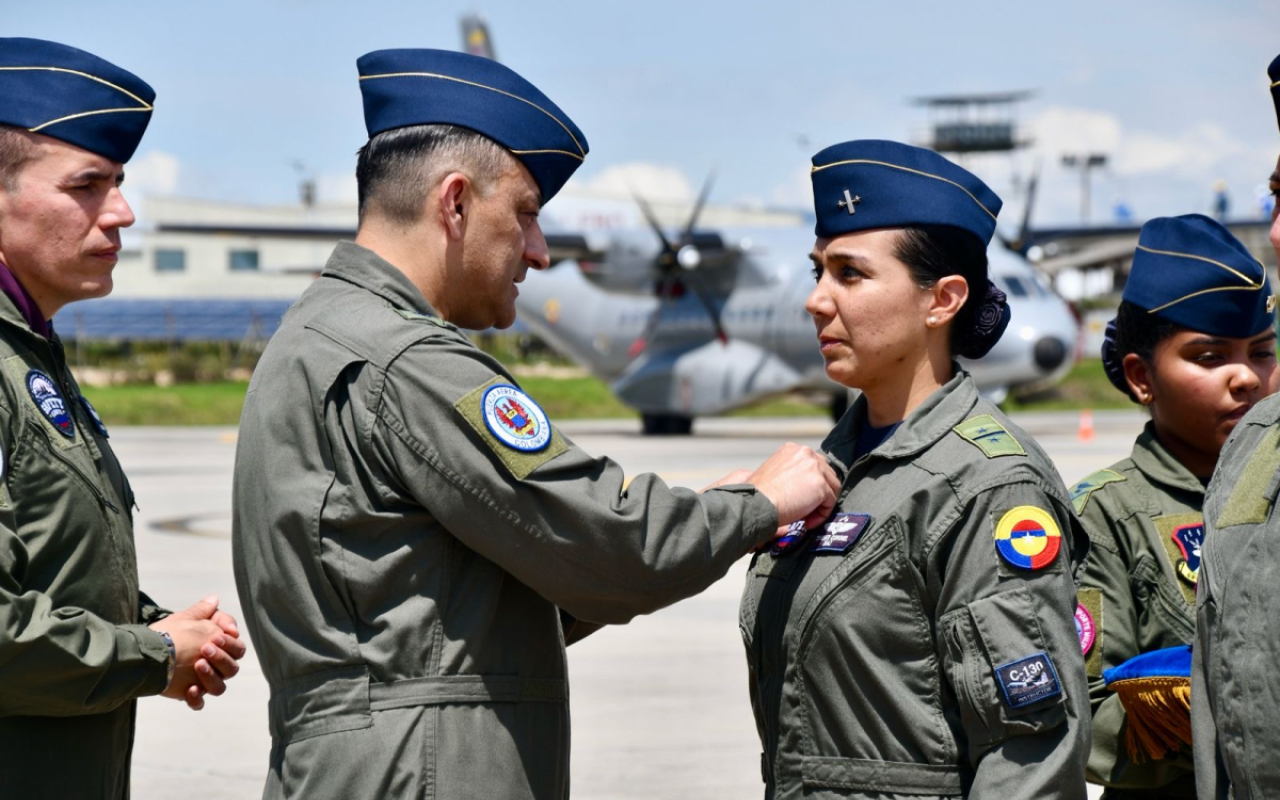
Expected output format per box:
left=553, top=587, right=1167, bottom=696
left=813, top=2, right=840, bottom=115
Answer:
left=87, top=381, right=251, bottom=426
left=84, top=360, right=1127, bottom=426
left=1002, top=359, right=1136, bottom=412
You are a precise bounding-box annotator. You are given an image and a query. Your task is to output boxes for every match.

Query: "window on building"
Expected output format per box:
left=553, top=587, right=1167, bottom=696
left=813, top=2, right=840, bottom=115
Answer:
left=154, top=248, right=186, bottom=273
left=229, top=249, right=260, bottom=272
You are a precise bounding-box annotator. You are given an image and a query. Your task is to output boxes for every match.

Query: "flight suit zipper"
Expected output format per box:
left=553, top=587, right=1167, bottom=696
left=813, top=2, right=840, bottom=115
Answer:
left=31, top=430, right=120, bottom=514
left=794, top=527, right=897, bottom=661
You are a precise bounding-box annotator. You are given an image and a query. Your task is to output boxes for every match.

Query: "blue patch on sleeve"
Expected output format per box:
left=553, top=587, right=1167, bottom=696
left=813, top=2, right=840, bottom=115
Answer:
left=995, top=652, right=1062, bottom=709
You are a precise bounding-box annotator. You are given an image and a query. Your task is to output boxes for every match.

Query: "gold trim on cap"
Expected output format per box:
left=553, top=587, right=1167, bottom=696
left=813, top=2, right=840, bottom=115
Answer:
left=0, top=66, right=153, bottom=109
left=1271, top=79, right=1280, bottom=88
left=29, top=107, right=151, bottom=133
left=1136, top=243, right=1269, bottom=314
left=510, top=147, right=584, bottom=162
left=359, top=71, right=585, bottom=157
left=1134, top=244, right=1264, bottom=288
left=1146, top=284, right=1266, bottom=315
left=810, top=158, right=998, bottom=221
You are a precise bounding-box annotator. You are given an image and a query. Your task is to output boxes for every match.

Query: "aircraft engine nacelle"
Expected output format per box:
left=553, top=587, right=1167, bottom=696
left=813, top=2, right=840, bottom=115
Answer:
left=611, top=339, right=803, bottom=417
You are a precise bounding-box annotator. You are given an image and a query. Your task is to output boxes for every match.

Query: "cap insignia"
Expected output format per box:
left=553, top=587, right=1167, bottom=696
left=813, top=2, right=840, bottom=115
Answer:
left=837, top=189, right=861, bottom=215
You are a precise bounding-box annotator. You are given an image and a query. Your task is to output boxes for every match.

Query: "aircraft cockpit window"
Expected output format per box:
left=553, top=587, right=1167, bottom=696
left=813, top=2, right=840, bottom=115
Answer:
left=1001, top=275, right=1030, bottom=298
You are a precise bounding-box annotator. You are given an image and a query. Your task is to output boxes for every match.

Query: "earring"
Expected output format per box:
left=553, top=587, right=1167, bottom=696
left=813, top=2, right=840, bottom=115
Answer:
left=927, top=316, right=937, bottom=325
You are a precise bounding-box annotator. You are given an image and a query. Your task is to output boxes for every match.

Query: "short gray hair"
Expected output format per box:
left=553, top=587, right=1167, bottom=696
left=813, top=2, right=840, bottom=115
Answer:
left=0, top=124, right=36, bottom=192
left=355, top=124, right=517, bottom=226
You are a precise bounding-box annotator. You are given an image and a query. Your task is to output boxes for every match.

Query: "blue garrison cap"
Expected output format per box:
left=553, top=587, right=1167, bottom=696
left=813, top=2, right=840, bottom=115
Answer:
left=0, top=38, right=154, bottom=164
left=1124, top=214, right=1275, bottom=338
left=1269, top=54, right=1280, bottom=134
left=357, top=48, right=587, bottom=203
left=810, top=140, right=1002, bottom=244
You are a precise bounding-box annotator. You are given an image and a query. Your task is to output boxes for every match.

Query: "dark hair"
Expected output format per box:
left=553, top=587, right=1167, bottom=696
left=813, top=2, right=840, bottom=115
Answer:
left=1101, top=300, right=1183, bottom=402
left=355, top=123, right=513, bottom=226
left=893, top=224, right=1010, bottom=359
left=0, top=123, right=36, bottom=191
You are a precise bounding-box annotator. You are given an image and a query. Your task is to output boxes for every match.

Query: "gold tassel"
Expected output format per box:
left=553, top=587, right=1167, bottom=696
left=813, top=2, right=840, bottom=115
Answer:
left=1111, top=677, right=1192, bottom=762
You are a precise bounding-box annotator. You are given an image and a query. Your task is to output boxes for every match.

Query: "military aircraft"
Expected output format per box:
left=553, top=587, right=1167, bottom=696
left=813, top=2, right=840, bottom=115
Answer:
left=457, top=14, right=1078, bottom=435
left=517, top=205, right=1078, bottom=434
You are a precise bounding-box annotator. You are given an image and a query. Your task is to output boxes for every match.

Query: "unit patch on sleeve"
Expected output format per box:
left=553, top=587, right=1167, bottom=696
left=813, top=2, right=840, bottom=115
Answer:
left=26, top=370, right=75, bottom=439
left=1075, top=602, right=1096, bottom=655
left=993, top=506, right=1062, bottom=571
left=995, top=652, right=1062, bottom=709
left=1069, top=469, right=1127, bottom=514
left=456, top=377, right=568, bottom=480
left=810, top=513, right=871, bottom=553
left=1077, top=587, right=1104, bottom=677
left=79, top=396, right=109, bottom=439
left=770, top=520, right=809, bottom=557
left=953, top=414, right=1025, bottom=458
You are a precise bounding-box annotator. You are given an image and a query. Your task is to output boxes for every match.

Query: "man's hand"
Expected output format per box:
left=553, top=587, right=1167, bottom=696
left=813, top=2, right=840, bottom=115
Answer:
left=148, top=596, right=247, bottom=710
left=744, top=443, right=840, bottom=531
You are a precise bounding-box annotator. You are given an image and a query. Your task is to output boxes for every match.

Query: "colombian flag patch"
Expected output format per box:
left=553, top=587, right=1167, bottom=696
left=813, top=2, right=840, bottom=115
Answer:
left=994, top=506, right=1062, bottom=571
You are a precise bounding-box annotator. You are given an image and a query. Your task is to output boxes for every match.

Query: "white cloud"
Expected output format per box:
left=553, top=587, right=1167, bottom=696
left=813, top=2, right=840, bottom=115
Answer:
left=576, top=162, right=694, bottom=203
left=125, top=150, right=180, bottom=197
left=315, top=171, right=358, bottom=205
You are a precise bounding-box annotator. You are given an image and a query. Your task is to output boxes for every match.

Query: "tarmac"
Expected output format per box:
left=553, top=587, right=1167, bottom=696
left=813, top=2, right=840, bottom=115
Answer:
left=122, top=411, right=1142, bottom=799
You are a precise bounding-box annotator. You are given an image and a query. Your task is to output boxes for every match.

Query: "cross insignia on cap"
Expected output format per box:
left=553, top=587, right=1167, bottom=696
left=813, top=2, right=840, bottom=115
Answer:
left=1268, top=294, right=1276, bottom=313
left=838, top=189, right=861, bottom=215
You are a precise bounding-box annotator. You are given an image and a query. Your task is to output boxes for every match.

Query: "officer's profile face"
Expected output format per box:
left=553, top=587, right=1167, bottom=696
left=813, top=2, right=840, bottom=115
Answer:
left=457, top=161, right=549, bottom=330
left=1126, top=327, right=1280, bottom=475
left=804, top=228, right=935, bottom=390
left=0, top=132, right=134, bottom=317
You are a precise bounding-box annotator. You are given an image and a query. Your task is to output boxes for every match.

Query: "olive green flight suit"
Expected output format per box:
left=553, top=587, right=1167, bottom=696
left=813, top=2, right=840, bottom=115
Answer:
left=232, top=242, right=779, bottom=800
left=1070, top=423, right=1200, bottom=799
left=0, top=294, right=172, bottom=799
left=1192, top=394, right=1280, bottom=800
left=739, top=372, right=1090, bottom=800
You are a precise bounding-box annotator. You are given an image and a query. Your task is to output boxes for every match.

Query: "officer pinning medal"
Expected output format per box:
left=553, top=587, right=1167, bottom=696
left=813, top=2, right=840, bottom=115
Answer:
left=231, top=48, right=838, bottom=800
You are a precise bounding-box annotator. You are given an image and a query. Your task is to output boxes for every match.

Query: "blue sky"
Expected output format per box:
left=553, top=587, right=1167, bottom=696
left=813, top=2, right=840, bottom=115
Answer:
left=10, top=0, right=1280, bottom=231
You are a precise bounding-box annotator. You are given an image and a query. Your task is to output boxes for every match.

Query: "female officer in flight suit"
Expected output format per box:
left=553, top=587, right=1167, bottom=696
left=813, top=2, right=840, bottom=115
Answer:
left=739, top=140, right=1090, bottom=800
left=1073, top=215, right=1277, bottom=799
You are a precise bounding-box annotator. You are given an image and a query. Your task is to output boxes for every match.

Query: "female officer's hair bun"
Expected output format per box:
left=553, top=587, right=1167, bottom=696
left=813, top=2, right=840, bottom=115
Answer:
left=895, top=225, right=1011, bottom=360
left=1103, top=301, right=1183, bottom=403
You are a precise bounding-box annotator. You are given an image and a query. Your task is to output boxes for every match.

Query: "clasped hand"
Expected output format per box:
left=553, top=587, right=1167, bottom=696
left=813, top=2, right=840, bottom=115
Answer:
left=148, top=595, right=247, bottom=710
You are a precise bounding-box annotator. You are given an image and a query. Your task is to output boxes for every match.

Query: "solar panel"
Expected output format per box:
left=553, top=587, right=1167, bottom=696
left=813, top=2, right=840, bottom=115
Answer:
left=53, top=299, right=295, bottom=342
left=52, top=298, right=530, bottom=341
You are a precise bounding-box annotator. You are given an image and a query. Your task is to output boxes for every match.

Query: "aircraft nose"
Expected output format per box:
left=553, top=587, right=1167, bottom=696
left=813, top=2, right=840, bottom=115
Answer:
left=1033, top=336, right=1069, bottom=372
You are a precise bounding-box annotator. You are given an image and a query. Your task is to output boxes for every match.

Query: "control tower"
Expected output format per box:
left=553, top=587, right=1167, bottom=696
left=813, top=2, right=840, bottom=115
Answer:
left=913, top=91, right=1034, bottom=155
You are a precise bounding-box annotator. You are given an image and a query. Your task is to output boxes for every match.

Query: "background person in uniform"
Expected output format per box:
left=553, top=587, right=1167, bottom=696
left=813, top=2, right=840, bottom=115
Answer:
left=740, top=140, right=1090, bottom=800
left=1072, top=214, right=1277, bottom=800
left=0, top=37, right=246, bottom=799
left=1190, top=53, right=1280, bottom=800
left=231, top=48, right=839, bottom=800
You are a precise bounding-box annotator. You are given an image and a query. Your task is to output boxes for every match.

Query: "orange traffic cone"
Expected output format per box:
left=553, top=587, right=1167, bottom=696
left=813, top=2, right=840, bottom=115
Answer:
left=1078, top=409, right=1095, bottom=442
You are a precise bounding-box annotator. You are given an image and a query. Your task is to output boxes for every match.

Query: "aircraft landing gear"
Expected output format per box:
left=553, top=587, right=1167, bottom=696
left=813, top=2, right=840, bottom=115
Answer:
left=641, top=413, right=694, bottom=435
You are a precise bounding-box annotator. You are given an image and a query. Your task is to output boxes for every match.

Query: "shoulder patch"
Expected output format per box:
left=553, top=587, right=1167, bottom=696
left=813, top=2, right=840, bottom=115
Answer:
left=1216, top=425, right=1280, bottom=529
left=394, top=308, right=453, bottom=329
left=953, top=414, right=1025, bottom=458
left=1077, top=587, right=1104, bottom=677
left=455, top=377, right=568, bottom=480
left=995, top=652, right=1062, bottom=709
left=993, top=505, right=1062, bottom=571
left=1069, top=469, right=1127, bottom=514
left=25, top=369, right=75, bottom=440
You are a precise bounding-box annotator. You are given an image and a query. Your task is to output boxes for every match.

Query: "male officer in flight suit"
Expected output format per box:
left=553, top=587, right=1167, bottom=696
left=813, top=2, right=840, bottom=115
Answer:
left=232, top=48, right=839, bottom=799
left=0, top=38, right=245, bottom=799
left=1190, top=53, right=1280, bottom=800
